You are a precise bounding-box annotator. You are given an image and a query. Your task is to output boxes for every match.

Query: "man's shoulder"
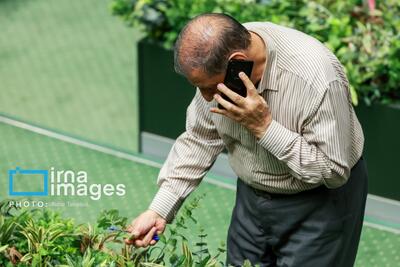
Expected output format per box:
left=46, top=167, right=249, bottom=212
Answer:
left=245, top=22, right=343, bottom=90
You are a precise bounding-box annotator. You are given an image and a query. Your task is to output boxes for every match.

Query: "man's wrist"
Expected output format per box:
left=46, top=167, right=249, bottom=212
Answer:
left=257, top=119, right=298, bottom=157
left=254, top=115, right=272, bottom=139
left=146, top=209, right=164, bottom=219
left=149, top=187, right=182, bottom=223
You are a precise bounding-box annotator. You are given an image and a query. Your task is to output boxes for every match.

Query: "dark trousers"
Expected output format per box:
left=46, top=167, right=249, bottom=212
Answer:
left=226, top=158, right=368, bottom=267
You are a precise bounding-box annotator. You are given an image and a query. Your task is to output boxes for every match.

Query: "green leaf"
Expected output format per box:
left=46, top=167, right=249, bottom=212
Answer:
left=169, top=253, right=179, bottom=264
left=193, top=248, right=209, bottom=255
left=0, top=244, right=8, bottom=253
left=159, top=233, right=167, bottom=244
left=242, top=259, right=253, bottom=267
left=198, top=255, right=211, bottom=267
left=20, top=253, right=33, bottom=262
left=182, top=241, right=193, bottom=262
left=140, top=263, right=165, bottom=267
left=350, top=85, right=358, bottom=106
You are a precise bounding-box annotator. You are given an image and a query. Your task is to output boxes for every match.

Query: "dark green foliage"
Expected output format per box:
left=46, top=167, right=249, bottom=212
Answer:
left=0, top=195, right=231, bottom=266
left=110, top=0, right=400, bottom=105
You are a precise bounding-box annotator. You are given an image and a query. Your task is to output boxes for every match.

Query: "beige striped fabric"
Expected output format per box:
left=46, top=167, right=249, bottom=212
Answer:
left=149, top=22, right=364, bottom=222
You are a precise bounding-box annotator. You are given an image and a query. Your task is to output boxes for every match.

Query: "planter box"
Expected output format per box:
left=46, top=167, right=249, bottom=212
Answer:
left=138, top=39, right=194, bottom=140
left=355, top=103, right=400, bottom=201
left=138, top=39, right=400, bottom=201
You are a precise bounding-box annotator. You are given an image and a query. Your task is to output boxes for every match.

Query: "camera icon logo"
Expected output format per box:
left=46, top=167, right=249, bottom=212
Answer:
left=8, top=167, right=48, bottom=196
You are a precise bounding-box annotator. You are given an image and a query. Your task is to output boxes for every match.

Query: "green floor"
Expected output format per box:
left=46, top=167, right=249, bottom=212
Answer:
left=1, top=0, right=399, bottom=266
left=1, top=122, right=399, bottom=266
left=0, top=0, right=142, bottom=153
left=0, top=121, right=235, bottom=255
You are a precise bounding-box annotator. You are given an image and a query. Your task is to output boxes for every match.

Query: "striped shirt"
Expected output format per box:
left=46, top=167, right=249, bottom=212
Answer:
left=149, top=22, right=364, bottom=222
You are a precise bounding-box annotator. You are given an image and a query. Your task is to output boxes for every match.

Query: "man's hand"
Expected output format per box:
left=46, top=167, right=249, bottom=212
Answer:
left=125, top=210, right=166, bottom=247
left=210, top=72, right=272, bottom=139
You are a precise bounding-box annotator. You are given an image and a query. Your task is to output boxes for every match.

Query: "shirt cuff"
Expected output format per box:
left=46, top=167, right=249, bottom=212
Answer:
left=257, top=120, right=298, bottom=158
left=149, top=187, right=182, bottom=223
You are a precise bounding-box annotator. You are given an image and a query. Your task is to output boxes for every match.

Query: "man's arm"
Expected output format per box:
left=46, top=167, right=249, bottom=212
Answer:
left=212, top=73, right=361, bottom=188
left=149, top=89, right=225, bottom=223
left=257, top=80, right=362, bottom=188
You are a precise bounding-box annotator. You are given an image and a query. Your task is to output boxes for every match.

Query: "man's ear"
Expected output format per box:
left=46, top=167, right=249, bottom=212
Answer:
left=228, top=52, right=247, bottom=61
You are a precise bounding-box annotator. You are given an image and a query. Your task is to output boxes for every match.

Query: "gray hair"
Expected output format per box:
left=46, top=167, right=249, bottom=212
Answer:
left=174, top=13, right=251, bottom=77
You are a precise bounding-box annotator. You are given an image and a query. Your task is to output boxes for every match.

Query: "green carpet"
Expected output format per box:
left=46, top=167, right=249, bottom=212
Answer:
left=0, top=0, right=399, bottom=265
left=0, top=0, right=142, bottom=152
left=0, top=122, right=235, bottom=255
left=0, top=122, right=399, bottom=265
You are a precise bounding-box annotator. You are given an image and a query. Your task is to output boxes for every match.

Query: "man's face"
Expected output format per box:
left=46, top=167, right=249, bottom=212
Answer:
left=187, top=68, right=225, bottom=102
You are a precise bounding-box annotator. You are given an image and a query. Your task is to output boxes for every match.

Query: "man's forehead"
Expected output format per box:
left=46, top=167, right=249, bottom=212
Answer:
left=188, top=68, right=206, bottom=79
left=189, top=71, right=224, bottom=88
left=186, top=69, right=208, bottom=85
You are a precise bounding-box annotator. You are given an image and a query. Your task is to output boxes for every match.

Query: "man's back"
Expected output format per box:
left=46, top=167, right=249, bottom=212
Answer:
left=207, top=21, right=364, bottom=192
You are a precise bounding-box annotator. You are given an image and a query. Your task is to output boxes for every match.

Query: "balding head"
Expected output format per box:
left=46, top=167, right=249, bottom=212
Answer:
left=174, top=13, right=251, bottom=79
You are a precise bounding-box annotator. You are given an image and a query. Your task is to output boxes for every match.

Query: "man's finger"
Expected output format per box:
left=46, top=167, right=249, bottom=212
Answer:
left=129, top=229, right=139, bottom=240
left=126, top=219, right=138, bottom=236
left=142, top=227, right=157, bottom=246
left=216, top=83, right=245, bottom=107
left=124, top=231, right=141, bottom=245
left=125, top=235, right=136, bottom=245
left=213, top=94, right=241, bottom=114
left=134, top=227, right=157, bottom=247
left=210, top=106, right=241, bottom=122
left=134, top=237, right=144, bottom=247
left=125, top=233, right=145, bottom=246
left=239, top=72, right=257, bottom=96
left=210, top=107, right=227, bottom=115
left=124, top=223, right=140, bottom=245
left=125, top=225, right=133, bottom=232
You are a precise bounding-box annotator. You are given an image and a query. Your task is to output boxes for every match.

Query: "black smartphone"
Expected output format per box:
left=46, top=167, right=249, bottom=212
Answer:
left=218, top=59, right=253, bottom=109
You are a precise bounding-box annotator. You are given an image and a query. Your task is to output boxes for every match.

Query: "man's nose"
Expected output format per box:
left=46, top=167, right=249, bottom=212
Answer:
left=201, top=90, right=219, bottom=102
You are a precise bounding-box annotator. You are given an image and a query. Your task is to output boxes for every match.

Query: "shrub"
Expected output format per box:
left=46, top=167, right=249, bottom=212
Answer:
left=110, top=0, right=400, bottom=106
left=0, top=195, right=228, bottom=266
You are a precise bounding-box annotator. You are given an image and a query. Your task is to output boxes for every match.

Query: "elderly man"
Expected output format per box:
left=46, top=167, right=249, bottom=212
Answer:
left=126, top=13, right=368, bottom=267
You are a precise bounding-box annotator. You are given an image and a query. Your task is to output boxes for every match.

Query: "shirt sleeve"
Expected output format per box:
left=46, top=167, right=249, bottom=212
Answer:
left=257, top=80, right=356, bottom=188
left=149, top=89, right=225, bottom=223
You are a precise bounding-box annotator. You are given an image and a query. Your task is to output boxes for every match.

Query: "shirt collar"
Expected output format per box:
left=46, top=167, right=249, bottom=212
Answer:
left=244, top=22, right=279, bottom=93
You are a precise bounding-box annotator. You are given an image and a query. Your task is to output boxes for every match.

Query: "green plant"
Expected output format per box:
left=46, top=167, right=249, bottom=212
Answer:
left=18, top=219, right=68, bottom=266
left=0, top=214, right=18, bottom=248
left=111, top=0, right=400, bottom=105
left=0, top=200, right=31, bottom=265
left=0, top=196, right=229, bottom=266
